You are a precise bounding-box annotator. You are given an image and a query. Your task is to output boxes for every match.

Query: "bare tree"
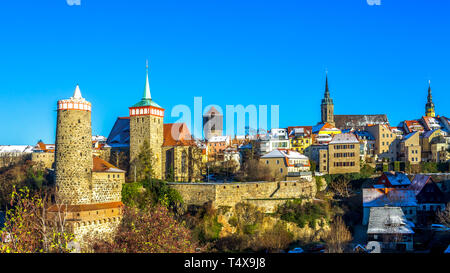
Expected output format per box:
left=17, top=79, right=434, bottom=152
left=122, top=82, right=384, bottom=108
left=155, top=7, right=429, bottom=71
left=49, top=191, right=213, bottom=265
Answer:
left=325, top=216, right=352, bottom=253
left=328, top=177, right=352, bottom=199
left=436, top=202, right=450, bottom=227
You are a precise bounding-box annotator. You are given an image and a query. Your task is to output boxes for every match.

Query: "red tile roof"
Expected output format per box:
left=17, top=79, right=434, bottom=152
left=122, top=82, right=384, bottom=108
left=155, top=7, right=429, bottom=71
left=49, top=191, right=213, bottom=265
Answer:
left=48, top=201, right=124, bottom=212
left=92, top=155, right=125, bottom=173
left=163, top=123, right=196, bottom=147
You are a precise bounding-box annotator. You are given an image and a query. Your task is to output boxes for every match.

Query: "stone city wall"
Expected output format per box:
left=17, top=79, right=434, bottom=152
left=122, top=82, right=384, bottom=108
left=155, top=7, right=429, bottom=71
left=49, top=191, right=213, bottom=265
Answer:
left=31, top=152, right=55, bottom=169
left=169, top=179, right=316, bottom=213
left=91, top=172, right=124, bottom=203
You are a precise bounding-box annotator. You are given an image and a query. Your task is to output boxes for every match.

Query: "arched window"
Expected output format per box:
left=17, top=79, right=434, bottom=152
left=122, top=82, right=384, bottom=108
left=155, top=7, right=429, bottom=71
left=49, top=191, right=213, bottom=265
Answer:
left=181, top=151, right=187, bottom=174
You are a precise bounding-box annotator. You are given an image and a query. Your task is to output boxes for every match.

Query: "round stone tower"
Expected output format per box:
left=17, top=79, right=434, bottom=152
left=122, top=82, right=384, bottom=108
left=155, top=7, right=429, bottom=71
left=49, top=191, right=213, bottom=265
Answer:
left=55, top=85, right=93, bottom=205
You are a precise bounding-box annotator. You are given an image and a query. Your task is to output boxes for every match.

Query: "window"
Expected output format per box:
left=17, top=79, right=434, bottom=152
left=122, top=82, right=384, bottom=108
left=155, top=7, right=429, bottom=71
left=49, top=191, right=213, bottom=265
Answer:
left=280, top=168, right=283, bottom=173
left=181, top=151, right=187, bottom=173
left=276, top=160, right=279, bottom=164
left=266, top=160, right=269, bottom=164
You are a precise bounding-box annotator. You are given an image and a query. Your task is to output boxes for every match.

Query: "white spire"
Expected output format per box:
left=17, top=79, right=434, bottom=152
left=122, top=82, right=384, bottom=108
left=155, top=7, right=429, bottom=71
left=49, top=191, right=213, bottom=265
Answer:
left=143, top=60, right=151, bottom=100
left=73, top=84, right=83, bottom=99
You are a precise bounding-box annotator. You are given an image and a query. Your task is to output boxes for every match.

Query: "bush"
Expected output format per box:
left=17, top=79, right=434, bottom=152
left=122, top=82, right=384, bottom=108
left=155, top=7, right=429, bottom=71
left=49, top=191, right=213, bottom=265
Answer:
left=251, top=222, right=293, bottom=252
left=420, top=162, right=439, bottom=173
left=277, top=200, right=331, bottom=228
left=91, top=205, right=198, bottom=253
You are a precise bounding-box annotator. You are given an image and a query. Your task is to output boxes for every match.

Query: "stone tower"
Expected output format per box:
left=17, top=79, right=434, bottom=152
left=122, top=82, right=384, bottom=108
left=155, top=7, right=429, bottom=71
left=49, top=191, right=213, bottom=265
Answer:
left=203, top=106, right=223, bottom=140
left=321, top=74, right=334, bottom=125
left=425, top=80, right=435, bottom=117
left=55, top=85, right=93, bottom=205
left=129, top=63, right=165, bottom=179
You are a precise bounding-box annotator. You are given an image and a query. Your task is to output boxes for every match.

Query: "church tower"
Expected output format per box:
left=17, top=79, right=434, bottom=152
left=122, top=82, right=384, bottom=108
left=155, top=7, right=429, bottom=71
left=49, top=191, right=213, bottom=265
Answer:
left=55, top=85, right=93, bottom=205
left=321, top=74, right=334, bottom=125
left=425, top=80, right=436, bottom=117
left=129, top=62, right=164, bottom=179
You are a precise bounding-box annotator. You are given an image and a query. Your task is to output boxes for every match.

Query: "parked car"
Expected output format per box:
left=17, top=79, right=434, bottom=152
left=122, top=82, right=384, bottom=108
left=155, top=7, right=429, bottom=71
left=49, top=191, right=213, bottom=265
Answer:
left=309, top=243, right=326, bottom=253
left=288, top=247, right=304, bottom=253
left=431, top=224, right=448, bottom=231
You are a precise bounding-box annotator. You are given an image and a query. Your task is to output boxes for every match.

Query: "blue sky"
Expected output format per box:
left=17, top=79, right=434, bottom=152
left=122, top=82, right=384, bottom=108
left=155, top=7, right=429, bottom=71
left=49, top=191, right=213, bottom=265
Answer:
left=0, top=0, right=449, bottom=144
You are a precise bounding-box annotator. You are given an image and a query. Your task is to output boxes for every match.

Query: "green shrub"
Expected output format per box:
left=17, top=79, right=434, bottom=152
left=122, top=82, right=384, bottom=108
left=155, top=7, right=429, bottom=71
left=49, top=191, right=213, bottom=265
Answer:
left=278, top=201, right=331, bottom=229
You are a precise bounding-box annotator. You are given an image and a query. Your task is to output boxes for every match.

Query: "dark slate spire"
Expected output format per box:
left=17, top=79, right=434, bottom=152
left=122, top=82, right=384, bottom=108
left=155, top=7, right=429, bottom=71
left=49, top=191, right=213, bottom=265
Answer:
left=425, top=80, right=435, bottom=117
left=427, top=80, right=432, bottom=103
left=322, top=73, right=333, bottom=105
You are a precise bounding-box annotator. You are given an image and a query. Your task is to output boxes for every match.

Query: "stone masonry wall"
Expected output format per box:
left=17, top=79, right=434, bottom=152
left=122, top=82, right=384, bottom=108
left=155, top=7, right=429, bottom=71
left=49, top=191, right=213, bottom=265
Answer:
left=69, top=216, right=122, bottom=251
left=31, top=152, right=55, bottom=169
left=55, top=109, right=93, bottom=205
left=91, top=172, right=124, bottom=203
left=169, top=179, right=316, bottom=213
left=129, top=115, right=163, bottom=179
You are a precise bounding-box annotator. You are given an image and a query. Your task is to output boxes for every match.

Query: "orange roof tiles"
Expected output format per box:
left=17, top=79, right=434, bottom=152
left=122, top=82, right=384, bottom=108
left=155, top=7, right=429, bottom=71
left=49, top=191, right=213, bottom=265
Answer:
left=92, top=155, right=125, bottom=173
left=48, top=201, right=124, bottom=212
left=163, top=123, right=196, bottom=147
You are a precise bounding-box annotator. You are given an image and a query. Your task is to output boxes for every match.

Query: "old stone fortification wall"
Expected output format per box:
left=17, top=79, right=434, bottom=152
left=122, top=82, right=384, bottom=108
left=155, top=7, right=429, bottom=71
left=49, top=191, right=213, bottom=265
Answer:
left=31, top=152, right=55, bottom=169
left=169, top=179, right=316, bottom=213
left=70, top=216, right=122, bottom=251
left=55, top=109, right=93, bottom=205
left=170, top=182, right=217, bottom=206
left=91, top=172, right=123, bottom=203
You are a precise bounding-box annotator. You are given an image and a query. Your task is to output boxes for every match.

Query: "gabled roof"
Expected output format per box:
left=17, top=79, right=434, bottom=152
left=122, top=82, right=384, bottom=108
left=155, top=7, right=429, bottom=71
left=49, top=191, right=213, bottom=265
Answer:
left=379, top=172, right=411, bottom=187
left=312, top=122, right=340, bottom=134
left=312, top=123, right=325, bottom=133
left=329, top=133, right=359, bottom=144
left=403, top=120, right=424, bottom=133
left=261, top=149, right=308, bottom=160
left=334, top=114, right=389, bottom=130
left=409, top=174, right=432, bottom=195
left=421, top=116, right=442, bottom=131
left=35, top=141, right=55, bottom=152
left=287, top=126, right=312, bottom=138
left=208, top=135, right=230, bottom=143
left=422, top=129, right=440, bottom=139
left=106, top=117, right=130, bottom=148
left=367, top=207, right=414, bottom=235
left=92, top=155, right=125, bottom=173
left=363, top=188, right=417, bottom=207
left=203, top=106, right=223, bottom=117
left=353, top=130, right=375, bottom=141
left=163, top=123, right=195, bottom=147
left=402, top=131, right=418, bottom=142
